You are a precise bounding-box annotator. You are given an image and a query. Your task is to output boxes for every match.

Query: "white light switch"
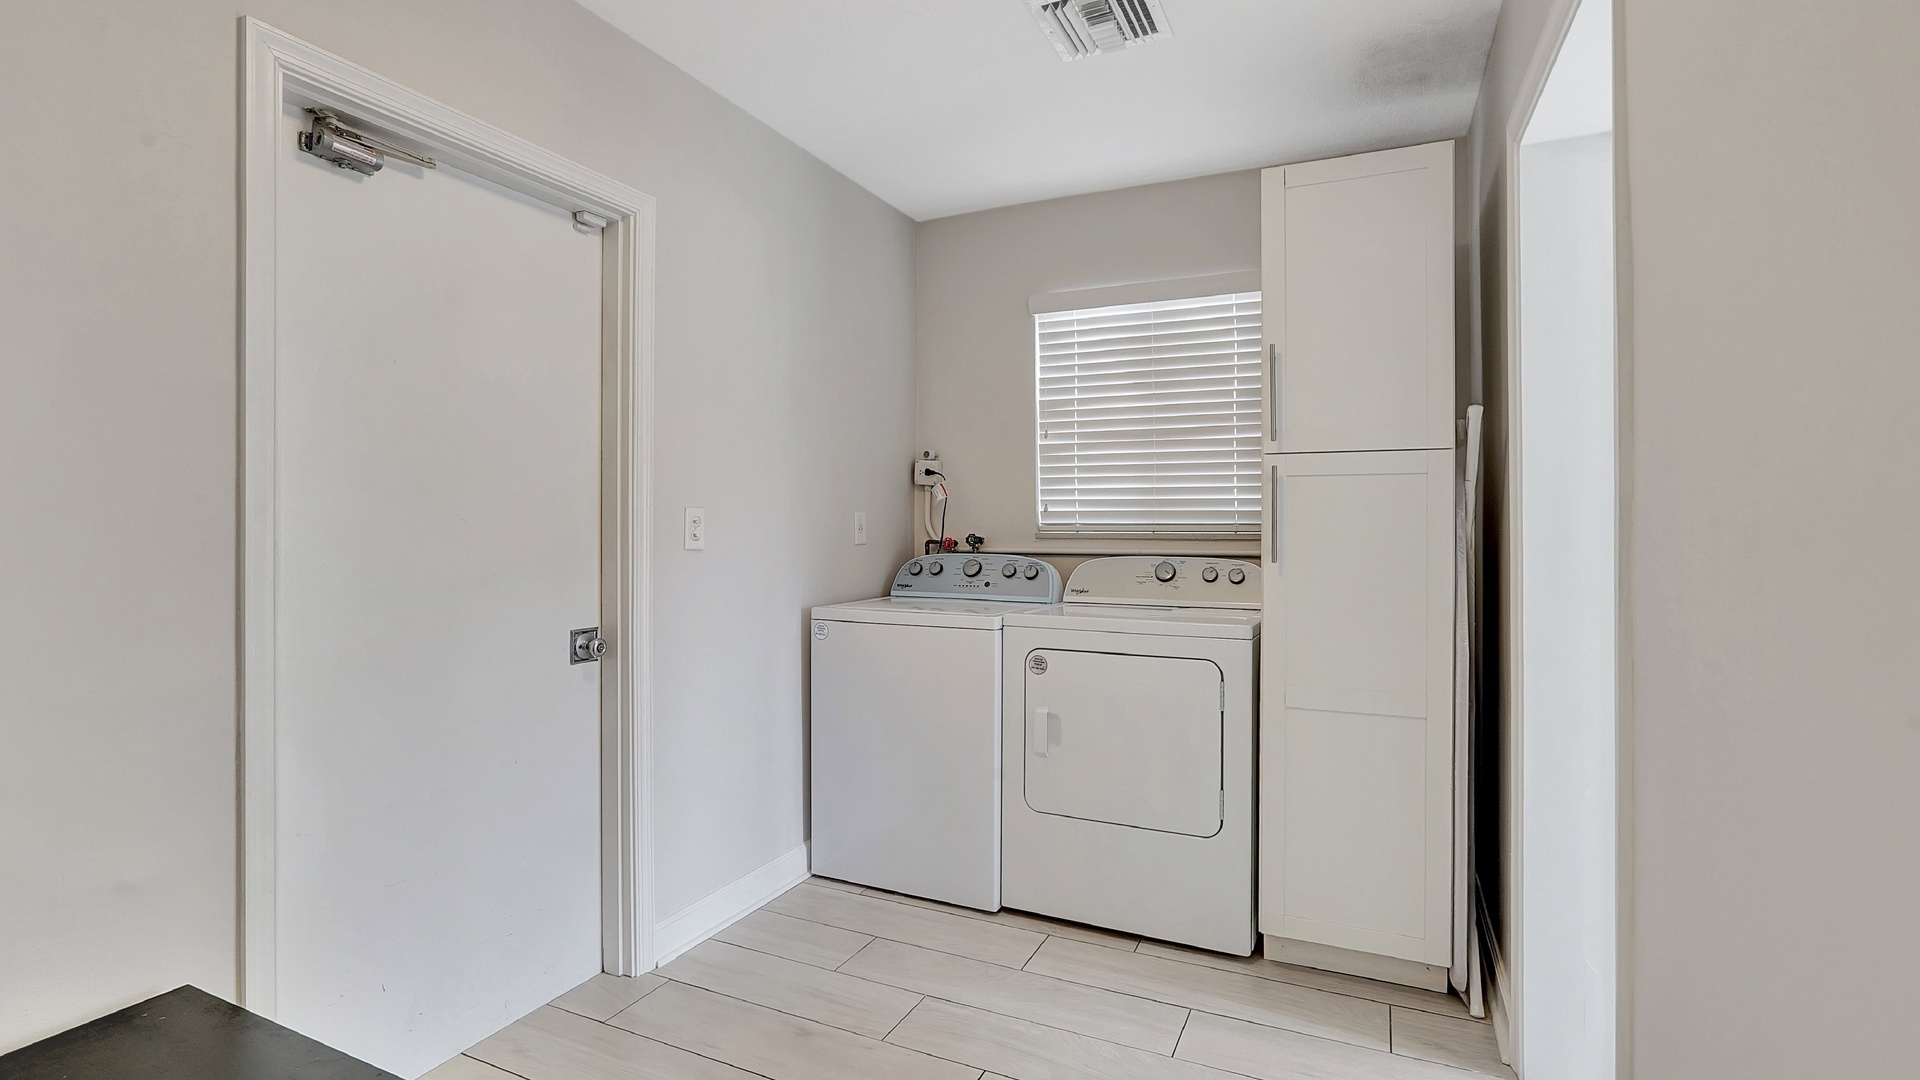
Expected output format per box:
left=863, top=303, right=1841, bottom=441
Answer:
left=854, top=512, right=868, bottom=546
left=684, top=507, right=706, bottom=551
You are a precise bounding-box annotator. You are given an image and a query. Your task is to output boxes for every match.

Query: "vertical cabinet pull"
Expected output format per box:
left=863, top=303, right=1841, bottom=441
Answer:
left=1270, top=466, right=1282, bottom=568
left=1268, top=344, right=1280, bottom=446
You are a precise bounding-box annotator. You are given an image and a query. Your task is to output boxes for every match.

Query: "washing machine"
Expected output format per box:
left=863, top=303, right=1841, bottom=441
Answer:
left=810, top=553, right=1062, bottom=910
left=1001, top=556, right=1261, bottom=954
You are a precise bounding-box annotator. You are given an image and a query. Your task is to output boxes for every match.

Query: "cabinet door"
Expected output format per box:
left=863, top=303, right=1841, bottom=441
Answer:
left=1261, top=142, right=1454, bottom=455
left=1260, top=449, right=1454, bottom=964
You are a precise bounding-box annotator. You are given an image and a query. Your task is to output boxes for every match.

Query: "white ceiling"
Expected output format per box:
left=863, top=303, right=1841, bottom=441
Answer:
left=575, top=0, right=1504, bottom=221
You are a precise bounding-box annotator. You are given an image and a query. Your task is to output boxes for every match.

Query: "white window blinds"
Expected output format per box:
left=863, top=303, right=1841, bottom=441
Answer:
left=1035, top=291, right=1263, bottom=537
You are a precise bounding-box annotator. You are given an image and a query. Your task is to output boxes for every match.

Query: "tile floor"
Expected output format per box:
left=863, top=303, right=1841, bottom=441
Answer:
left=426, top=878, right=1512, bottom=1080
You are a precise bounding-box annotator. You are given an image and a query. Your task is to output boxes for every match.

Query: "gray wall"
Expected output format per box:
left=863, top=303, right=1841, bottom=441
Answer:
left=0, top=0, right=914, bottom=1051
left=1619, top=0, right=1920, bottom=1074
left=1473, top=0, right=1920, bottom=1074
left=914, top=171, right=1262, bottom=557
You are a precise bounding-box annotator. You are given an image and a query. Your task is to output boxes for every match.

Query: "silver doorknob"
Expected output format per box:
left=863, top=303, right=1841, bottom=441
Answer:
left=571, top=627, right=607, bottom=664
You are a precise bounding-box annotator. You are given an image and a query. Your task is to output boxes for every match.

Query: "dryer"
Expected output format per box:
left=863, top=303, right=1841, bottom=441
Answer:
left=810, top=553, right=1061, bottom=910
left=1001, top=556, right=1261, bottom=954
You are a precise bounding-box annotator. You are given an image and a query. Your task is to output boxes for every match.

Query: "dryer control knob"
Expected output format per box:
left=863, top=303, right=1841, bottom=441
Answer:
left=1023, top=564, right=1040, bottom=580
left=908, top=562, right=924, bottom=575
left=1201, top=565, right=1219, bottom=583
left=1001, top=563, right=1018, bottom=578
left=927, top=561, right=944, bottom=575
left=1228, top=567, right=1247, bottom=585
left=1154, top=561, right=1177, bottom=583
left=963, top=559, right=983, bottom=577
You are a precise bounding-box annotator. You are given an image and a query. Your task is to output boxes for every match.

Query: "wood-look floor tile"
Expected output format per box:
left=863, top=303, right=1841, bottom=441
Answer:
left=1025, top=937, right=1390, bottom=1051
left=660, top=938, right=921, bottom=1038
left=886, top=998, right=1242, bottom=1080
left=1390, top=1007, right=1510, bottom=1076
left=765, top=883, right=1044, bottom=968
left=1175, top=1011, right=1479, bottom=1080
left=858, top=888, right=1142, bottom=951
left=467, top=1004, right=757, bottom=1080
left=549, top=972, right=666, bottom=1022
left=1134, top=941, right=1470, bottom=1018
left=610, top=980, right=981, bottom=1080
left=808, top=876, right=867, bottom=893
left=714, top=908, right=873, bottom=969
left=420, top=1054, right=523, bottom=1080
left=840, top=937, right=1188, bottom=1054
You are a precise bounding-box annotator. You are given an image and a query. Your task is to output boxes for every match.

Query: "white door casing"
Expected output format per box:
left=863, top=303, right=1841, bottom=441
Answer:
left=240, top=17, right=656, bottom=1034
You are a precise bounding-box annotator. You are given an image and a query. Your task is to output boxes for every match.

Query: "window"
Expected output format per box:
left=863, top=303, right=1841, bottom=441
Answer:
left=1035, top=291, right=1263, bottom=537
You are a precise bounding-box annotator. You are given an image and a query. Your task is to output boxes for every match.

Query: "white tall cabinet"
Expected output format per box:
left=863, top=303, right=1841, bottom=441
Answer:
left=1260, top=141, right=1458, bottom=987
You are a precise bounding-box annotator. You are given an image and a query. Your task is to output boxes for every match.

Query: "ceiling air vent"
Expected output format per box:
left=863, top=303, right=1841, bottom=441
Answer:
left=1027, top=0, right=1172, bottom=61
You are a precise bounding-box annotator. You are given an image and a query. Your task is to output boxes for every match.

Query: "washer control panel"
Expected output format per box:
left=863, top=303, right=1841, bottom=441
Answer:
left=891, top=554, right=1062, bottom=602
left=1063, top=556, right=1261, bottom=608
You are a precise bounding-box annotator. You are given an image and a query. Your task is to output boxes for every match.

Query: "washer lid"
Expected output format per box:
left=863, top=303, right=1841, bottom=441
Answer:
left=812, top=596, right=1045, bottom=630
left=1004, top=602, right=1260, bottom=639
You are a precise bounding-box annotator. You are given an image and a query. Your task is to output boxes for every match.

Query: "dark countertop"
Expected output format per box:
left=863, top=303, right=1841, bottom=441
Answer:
left=0, top=986, right=399, bottom=1080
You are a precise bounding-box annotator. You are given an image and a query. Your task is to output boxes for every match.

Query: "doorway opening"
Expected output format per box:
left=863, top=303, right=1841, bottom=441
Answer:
left=1507, top=0, right=1618, bottom=1075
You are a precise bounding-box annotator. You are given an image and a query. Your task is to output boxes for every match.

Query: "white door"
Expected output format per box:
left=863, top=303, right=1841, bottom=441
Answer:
left=1023, top=649, right=1223, bottom=837
left=273, top=104, right=603, bottom=1077
left=1261, top=141, right=1455, bottom=455
left=1260, top=449, right=1455, bottom=965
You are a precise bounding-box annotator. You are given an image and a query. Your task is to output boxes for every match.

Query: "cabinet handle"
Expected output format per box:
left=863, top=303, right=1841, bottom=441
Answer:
left=1267, top=344, right=1280, bottom=446
left=1270, top=466, right=1282, bottom=568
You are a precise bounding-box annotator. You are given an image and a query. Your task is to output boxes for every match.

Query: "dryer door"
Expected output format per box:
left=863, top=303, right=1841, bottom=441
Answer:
left=1023, top=649, right=1223, bottom=837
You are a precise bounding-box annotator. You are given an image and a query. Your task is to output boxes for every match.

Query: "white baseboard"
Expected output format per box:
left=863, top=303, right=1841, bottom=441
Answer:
left=652, top=844, right=810, bottom=967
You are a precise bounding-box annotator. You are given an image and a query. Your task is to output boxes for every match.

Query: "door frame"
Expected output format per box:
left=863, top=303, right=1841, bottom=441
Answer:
left=1494, top=0, right=1628, bottom=1072
left=238, top=17, right=658, bottom=1014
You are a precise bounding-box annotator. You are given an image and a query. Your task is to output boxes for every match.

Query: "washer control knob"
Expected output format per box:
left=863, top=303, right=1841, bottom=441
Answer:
left=1154, top=561, right=1177, bottom=583
left=908, top=562, right=924, bottom=576
left=963, top=559, right=983, bottom=577
left=1023, top=564, right=1040, bottom=580
left=1201, top=565, right=1219, bottom=583
left=927, top=561, right=944, bottom=575
left=1002, top=562, right=1018, bottom=578
left=1228, top=567, right=1247, bottom=585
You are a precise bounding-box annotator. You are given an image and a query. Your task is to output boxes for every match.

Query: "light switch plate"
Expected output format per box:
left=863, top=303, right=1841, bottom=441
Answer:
left=684, top=507, right=706, bottom=551
left=854, top=512, right=868, bottom=546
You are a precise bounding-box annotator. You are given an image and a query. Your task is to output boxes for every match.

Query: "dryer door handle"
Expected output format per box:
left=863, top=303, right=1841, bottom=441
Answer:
left=1030, top=707, right=1058, bottom=758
